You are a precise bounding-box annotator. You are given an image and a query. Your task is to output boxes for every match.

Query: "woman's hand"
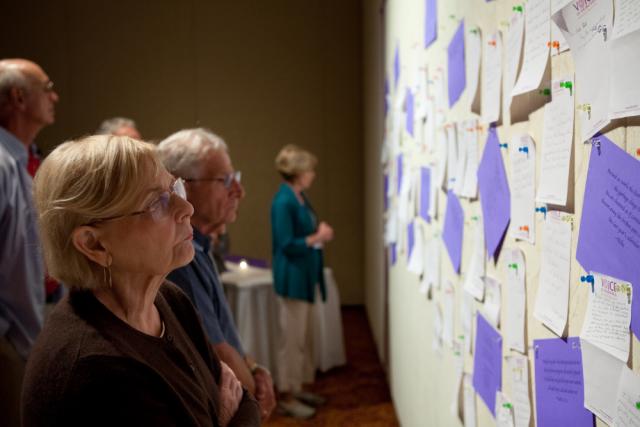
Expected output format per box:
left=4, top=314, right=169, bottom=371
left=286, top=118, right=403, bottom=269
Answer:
left=218, top=361, right=243, bottom=426
left=315, top=221, right=334, bottom=243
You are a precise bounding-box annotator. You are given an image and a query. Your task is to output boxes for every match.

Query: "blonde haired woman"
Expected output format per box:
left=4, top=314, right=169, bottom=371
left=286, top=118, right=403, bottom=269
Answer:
left=270, top=145, right=334, bottom=419
left=22, top=135, right=259, bottom=426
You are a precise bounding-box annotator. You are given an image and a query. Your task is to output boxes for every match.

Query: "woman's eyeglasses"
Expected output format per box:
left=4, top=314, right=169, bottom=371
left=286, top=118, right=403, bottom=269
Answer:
left=86, top=178, right=187, bottom=225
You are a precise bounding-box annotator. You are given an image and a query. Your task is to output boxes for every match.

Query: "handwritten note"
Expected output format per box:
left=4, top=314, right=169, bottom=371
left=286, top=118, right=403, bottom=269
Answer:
left=481, top=32, right=502, bottom=124
left=448, top=20, right=466, bottom=107
left=454, top=122, right=468, bottom=196
left=433, top=302, right=443, bottom=352
left=405, top=89, right=415, bottom=136
left=446, top=124, right=458, bottom=191
left=580, top=338, right=625, bottom=425
left=496, top=391, right=515, bottom=427
left=421, top=234, right=441, bottom=294
left=478, top=126, right=511, bottom=259
left=473, top=313, right=502, bottom=416
left=419, top=167, right=431, bottom=222
left=443, top=191, right=464, bottom=273
left=462, top=291, right=474, bottom=355
left=466, top=29, right=482, bottom=114
left=610, top=0, right=640, bottom=119
left=509, top=134, right=536, bottom=244
left=533, top=337, right=593, bottom=427
left=534, top=211, right=572, bottom=337
left=580, top=272, right=632, bottom=363
left=443, top=280, right=455, bottom=348
left=503, top=11, right=525, bottom=110
left=504, top=248, right=526, bottom=353
left=483, top=276, right=501, bottom=328
left=612, top=0, right=640, bottom=39
left=461, top=119, right=479, bottom=199
left=424, top=0, right=437, bottom=48
left=537, top=76, right=574, bottom=206
left=577, top=134, right=640, bottom=339
left=463, top=373, right=477, bottom=427
left=614, top=366, right=640, bottom=427
left=407, top=221, right=424, bottom=275
left=507, top=355, right=531, bottom=427
left=464, top=221, right=486, bottom=301
left=512, top=0, right=550, bottom=95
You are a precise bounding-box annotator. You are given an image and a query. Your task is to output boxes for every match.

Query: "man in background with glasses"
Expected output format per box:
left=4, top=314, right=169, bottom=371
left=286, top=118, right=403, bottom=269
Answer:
left=0, top=58, right=59, bottom=427
left=158, top=128, right=276, bottom=421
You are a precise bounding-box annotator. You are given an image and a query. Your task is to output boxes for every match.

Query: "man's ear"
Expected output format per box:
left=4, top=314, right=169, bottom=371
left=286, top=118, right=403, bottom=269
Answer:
left=72, top=226, right=110, bottom=267
left=9, top=86, right=28, bottom=112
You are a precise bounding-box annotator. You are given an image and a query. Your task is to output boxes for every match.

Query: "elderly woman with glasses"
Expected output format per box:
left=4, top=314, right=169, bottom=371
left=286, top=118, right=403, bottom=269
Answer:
left=21, top=135, right=260, bottom=426
left=270, top=145, right=334, bottom=419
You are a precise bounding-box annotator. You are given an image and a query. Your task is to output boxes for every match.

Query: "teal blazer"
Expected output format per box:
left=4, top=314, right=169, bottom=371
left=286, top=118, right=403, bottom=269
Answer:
left=270, top=183, right=326, bottom=303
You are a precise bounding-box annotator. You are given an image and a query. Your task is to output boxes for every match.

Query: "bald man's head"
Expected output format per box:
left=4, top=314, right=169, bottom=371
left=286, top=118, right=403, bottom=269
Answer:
left=0, top=58, right=59, bottom=130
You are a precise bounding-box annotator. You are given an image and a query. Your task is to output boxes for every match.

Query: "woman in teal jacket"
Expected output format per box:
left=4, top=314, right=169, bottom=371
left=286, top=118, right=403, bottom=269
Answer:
left=270, top=145, right=333, bottom=419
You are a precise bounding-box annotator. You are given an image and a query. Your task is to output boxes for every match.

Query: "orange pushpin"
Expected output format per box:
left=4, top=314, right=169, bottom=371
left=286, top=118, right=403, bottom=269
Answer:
left=519, top=225, right=529, bottom=232
left=476, top=125, right=484, bottom=131
left=636, top=148, right=640, bottom=157
left=488, top=40, right=497, bottom=47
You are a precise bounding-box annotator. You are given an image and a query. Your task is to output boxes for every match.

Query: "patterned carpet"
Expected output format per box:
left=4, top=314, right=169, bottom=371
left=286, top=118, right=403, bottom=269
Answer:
left=265, top=306, right=399, bottom=426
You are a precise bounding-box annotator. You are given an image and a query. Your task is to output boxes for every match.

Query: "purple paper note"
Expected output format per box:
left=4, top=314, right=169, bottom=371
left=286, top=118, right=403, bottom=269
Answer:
left=443, top=191, right=464, bottom=273
left=383, top=173, right=389, bottom=211
left=390, top=243, right=397, bottom=265
left=472, top=313, right=502, bottom=417
left=384, top=77, right=389, bottom=117
left=407, top=221, right=415, bottom=260
left=424, top=0, right=437, bottom=48
left=577, top=135, right=640, bottom=339
left=420, top=167, right=431, bottom=222
left=396, top=154, right=403, bottom=193
left=447, top=20, right=466, bottom=108
left=394, top=45, right=400, bottom=88
left=533, top=337, right=594, bottom=427
left=405, top=89, right=414, bottom=136
left=478, top=126, right=511, bottom=259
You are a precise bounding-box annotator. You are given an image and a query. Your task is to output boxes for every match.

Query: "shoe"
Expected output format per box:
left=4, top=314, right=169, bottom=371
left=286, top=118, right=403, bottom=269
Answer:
left=293, top=391, right=327, bottom=407
left=277, top=399, right=316, bottom=419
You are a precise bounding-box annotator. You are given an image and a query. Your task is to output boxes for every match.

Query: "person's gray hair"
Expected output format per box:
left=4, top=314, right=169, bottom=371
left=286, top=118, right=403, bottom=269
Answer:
left=157, top=128, right=228, bottom=179
left=0, top=61, right=29, bottom=112
left=96, top=117, right=137, bottom=135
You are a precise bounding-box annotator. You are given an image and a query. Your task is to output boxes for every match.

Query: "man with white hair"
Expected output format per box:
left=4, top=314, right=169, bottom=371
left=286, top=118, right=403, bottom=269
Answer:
left=96, top=116, right=141, bottom=139
left=0, top=58, right=58, bottom=427
left=158, top=128, right=276, bottom=421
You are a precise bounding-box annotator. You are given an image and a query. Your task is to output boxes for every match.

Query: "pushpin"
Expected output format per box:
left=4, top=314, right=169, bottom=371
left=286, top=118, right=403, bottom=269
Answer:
left=499, top=143, right=508, bottom=149
left=519, top=146, right=529, bottom=157
left=503, top=403, right=513, bottom=409
left=636, top=401, right=640, bottom=410
left=636, top=148, right=640, bottom=157
left=508, top=263, right=518, bottom=274
left=590, top=138, right=601, bottom=156
left=476, top=124, right=484, bottom=131
left=471, top=215, right=480, bottom=221
left=535, top=206, right=547, bottom=219
left=560, top=81, right=573, bottom=96
left=488, top=40, right=497, bottom=47
left=513, top=5, right=523, bottom=12
left=519, top=225, right=529, bottom=233
left=470, top=28, right=479, bottom=34
left=579, top=103, right=592, bottom=120
left=547, top=40, right=560, bottom=53
left=449, top=14, right=456, bottom=20
left=581, top=275, right=595, bottom=293
left=539, top=88, right=551, bottom=96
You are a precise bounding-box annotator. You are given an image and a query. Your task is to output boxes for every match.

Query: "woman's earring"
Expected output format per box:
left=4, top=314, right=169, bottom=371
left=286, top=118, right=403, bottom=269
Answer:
left=104, top=254, right=113, bottom=289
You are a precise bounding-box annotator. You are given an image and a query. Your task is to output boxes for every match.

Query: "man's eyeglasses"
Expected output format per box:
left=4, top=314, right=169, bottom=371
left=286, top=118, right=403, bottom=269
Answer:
left=86, top=178, right=187, bottom=225
left=184, top=171, right=241, bottom=189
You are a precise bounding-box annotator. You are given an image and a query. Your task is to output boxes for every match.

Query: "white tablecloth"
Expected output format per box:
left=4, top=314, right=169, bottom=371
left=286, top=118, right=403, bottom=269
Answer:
left=221, top=263, right=346, bottom=380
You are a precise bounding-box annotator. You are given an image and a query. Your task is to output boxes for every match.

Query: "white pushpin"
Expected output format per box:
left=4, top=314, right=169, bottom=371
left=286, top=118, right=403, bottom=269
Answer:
left=239, top=260, right=249, bottom=270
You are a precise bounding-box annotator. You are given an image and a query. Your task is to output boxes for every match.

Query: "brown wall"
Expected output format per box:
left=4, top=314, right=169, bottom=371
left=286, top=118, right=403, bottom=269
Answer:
left=0, top=0, right=364, bottom=304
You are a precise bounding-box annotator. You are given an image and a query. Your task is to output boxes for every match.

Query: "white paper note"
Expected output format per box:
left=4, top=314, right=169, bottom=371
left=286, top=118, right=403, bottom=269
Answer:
left=462, top=291, right=474, bottom=355
left=509, top=134, right=536, bottom=244
left=384, top=207, right=398, bottom=244
left=481, top=32, right=503, bottom=124
left=461, top=119, right=479, bottom=199
left=505, top=248, right=526, bottom=353
left=580, top=339, right=625, bottom=425
left=580, top=273, right=633, bottom=363
left=421, top=234, right=441, bottom=294
left=463, top=374, right=477, bottom=427
left=496, top=391, right=515, bottom=427
left=464, top=221, right=486, bottom=301
left=614, top=366, right=640, bottom=427
left=433, top=303, right=444, bottom=353
left=512, top=0, right=551, bottom=95
left=550, top=19, right=570, bottom=56
left=507, top=355, right=531, bottom=427
left=553, top=0, right=612, bottom=140
left=537, top=76, right=574, bottom=205
left=610, top=1, right=640, bottom=119
left=483, top=276, right=502, bottom=328
left=534, top=211, right=572, bottom=337
left=454, top=122, right=468, bottom=196
left=451, top=338, right=465, bottom=417
left=504, top=11, right=525, bottom=110
left=407, top=221, right=425, bottom=275
left=466, top=29, right=482, bottom=113
left=446, top=124, right=459, bottom=191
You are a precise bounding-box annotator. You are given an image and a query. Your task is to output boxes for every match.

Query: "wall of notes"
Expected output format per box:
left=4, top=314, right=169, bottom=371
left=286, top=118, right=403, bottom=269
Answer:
left=372, top=0, right=640, bottom=426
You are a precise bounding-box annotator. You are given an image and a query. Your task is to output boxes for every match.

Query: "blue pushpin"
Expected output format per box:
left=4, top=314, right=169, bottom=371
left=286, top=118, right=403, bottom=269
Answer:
left=581, top=275, right=595, bottom=293
left=519, top=146, right=529, bottom=158
left=499, top=143, right=508, bottom=149
left=535, top=206, right=547, bottom=219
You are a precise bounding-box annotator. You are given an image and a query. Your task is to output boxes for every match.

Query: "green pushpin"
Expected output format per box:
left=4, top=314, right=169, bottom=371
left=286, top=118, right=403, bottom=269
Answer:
left=454, top=351, right=461, bottom=356
left=449, top=14, right=456, bottom=19
left=458, top=335, right=465, bottom=339
left=560, top=81, right=573, bottom=96
left=636, top=401, right=640, bottom=410
left=471, top=216, right=480, bottom=221
left=513, top=5, right=523, bottom=12
left=503, top=403, right=513, bottom=409
left=470, top=28, right=479, bottom=34
left=539, top=88, right=551, bottom=96
left=508, top=263, right=518, bottom=273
